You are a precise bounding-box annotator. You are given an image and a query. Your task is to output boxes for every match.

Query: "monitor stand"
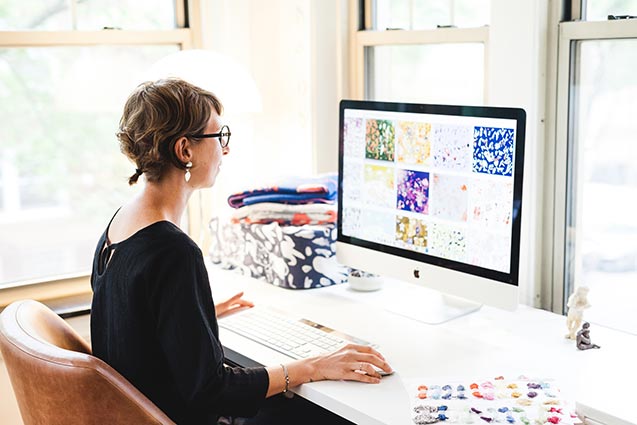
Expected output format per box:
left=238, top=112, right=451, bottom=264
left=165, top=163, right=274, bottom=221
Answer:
left=384, top=287, right=482, bottom=325
left=343, top=276, right=482, bottom=325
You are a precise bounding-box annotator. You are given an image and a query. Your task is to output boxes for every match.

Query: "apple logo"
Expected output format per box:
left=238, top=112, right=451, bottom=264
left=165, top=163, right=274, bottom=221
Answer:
left=413, top=269, right=420, bottom=278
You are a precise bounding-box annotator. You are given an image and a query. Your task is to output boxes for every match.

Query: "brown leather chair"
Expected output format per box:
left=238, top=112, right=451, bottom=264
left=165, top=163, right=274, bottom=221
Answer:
left=0, top=299, right=174, bottom=425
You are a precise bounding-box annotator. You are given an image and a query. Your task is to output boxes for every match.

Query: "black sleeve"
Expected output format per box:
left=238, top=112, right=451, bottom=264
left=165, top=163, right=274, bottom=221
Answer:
left=147, top=241, right=269, bottom=418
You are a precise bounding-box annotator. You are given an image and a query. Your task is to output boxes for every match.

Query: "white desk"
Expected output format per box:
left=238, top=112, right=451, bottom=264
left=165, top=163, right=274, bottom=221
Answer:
left=208, top=264, right=636, bottom=425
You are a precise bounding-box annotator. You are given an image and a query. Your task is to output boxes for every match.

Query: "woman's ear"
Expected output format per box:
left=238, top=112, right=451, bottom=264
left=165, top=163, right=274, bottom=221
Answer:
left=173, top=136, right=192, bottom=165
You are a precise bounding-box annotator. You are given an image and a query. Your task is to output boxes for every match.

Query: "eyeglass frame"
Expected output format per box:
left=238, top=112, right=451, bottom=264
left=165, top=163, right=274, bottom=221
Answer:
left=189, top=124, right=231, bottom=148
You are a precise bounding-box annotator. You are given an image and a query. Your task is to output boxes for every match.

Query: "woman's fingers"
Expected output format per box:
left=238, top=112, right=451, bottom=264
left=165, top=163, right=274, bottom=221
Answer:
left=222, top=293, right=254, bottom=309
left=215, top=292, right=254, bottom=318
left=352, top=361, right=382, bottom=379
left=227, top=299, right=254, bottom=309
left=226, top=303, right=253, bottom=313
left=226, top=292, right=245, bottom=302
left=342, top=343, right=386, bottom=361
left=337, top=344, right=392, bottom=373
left=310, top=344, right=392, bottom=383
left=354, top=353, right=392, bottom=374
left=347, top=367, right=381, bottom=383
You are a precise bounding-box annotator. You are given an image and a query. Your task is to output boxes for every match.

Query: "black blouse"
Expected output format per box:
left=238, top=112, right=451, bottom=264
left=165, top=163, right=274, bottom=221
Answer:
left=90, top=219, right=269, bottom=424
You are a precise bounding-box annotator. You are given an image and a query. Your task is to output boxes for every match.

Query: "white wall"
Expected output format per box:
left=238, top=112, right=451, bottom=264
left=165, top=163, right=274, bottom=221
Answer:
left=310, top=0, right=347, bottom=174
left=200, top=0, right=314, bottom=214
left=487, top=0, right=549, bottom=306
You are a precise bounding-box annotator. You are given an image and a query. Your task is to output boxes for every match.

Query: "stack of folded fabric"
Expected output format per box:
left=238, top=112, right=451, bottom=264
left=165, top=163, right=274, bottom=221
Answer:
left=230, top=203, right=337, bottom=226
left=209, top=174, right=348, bottom=289
left=227, top=174, right=338, bottom=208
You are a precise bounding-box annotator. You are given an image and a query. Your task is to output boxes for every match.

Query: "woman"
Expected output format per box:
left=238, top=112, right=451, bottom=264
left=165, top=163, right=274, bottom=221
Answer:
left=90, top=78, right=392, bottom=424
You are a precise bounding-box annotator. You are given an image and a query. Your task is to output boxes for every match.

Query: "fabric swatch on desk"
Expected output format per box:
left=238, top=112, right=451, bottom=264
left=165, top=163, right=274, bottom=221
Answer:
left=406, top=376, right=579, bottom=425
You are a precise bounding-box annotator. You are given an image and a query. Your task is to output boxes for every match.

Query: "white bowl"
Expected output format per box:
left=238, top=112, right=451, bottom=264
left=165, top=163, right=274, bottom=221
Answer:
left=348, top=274, right=384, bottom=292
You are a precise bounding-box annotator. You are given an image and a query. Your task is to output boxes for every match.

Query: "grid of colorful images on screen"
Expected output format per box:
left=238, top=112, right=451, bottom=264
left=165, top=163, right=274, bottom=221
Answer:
left=342, top=115, right=515, bottom=273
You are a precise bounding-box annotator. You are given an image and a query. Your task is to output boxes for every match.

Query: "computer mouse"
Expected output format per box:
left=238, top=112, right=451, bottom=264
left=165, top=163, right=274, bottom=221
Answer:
left=355, top=363, right=393, bottom=377
left=373, top=364, right=394, bottom=376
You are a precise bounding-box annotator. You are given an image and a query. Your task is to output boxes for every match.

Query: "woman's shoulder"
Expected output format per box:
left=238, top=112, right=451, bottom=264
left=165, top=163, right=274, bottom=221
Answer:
left=140, top=221, right=200, bottom=253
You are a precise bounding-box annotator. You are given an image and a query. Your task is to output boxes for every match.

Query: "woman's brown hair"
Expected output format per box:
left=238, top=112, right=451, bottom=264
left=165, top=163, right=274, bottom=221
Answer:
left=117, top=78, right=223, bottom=185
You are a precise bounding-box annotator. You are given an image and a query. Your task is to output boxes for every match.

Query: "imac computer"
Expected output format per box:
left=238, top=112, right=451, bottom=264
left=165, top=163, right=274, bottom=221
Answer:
left=336, top=100, right=526, bottom=323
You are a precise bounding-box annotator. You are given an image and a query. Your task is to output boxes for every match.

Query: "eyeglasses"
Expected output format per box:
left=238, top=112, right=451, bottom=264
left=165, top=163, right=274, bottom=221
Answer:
left=190, top=125, right=231, bottom=148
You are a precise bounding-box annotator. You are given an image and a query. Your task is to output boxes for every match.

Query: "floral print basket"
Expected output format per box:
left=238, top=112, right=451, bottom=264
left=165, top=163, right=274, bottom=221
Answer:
left=209, top=218, right=349, bottom=289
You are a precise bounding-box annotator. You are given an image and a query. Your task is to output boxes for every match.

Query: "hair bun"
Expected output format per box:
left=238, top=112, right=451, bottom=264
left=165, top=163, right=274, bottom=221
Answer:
left=128, top=168, right=143, bottom=186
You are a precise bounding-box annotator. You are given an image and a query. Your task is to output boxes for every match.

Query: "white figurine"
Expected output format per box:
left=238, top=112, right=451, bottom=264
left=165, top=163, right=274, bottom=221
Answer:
left=565, top=286, right=591, bottom=340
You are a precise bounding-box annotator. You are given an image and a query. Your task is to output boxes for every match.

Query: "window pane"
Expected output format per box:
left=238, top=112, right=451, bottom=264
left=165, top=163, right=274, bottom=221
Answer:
left=0, top=45, right=179, bottom=287
left=585, top=0, right=637, bottom=21
left=77, top=0, right=176, bottom=30
left=374, top=0, right=490, bottom=30
left=566, top=39, right=637, bottom=334
left=365, top=44, right=484, bottom=105
left=454, top=0, right=490, bottom=28
left=0, top=0, right=72, bottom=30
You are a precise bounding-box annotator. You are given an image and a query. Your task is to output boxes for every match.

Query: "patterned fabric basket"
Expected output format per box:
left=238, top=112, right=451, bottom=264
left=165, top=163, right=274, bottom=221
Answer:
left=209, top=218, right=349, bottom=289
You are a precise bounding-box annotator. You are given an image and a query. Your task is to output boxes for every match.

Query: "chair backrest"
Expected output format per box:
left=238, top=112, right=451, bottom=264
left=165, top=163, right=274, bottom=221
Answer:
left=0, top=300, right=174, bottom=425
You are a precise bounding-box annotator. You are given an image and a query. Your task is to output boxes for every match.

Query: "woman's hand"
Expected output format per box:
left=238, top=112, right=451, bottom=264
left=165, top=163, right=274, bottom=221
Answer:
left=215, top=292, right=254, bottom=318
left=265, top=344, right=393, bottom=396
left=308, top=344, right=393, bottom=384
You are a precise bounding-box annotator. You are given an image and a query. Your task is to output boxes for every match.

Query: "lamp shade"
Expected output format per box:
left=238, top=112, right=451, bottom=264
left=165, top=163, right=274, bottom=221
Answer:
left=146, top=49, right=262, bottom=114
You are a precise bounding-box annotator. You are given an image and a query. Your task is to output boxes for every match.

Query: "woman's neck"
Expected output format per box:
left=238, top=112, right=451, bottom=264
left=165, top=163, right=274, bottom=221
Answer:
left=140, top=176, right=193, bottom=226
left=106, top=171, right=195, bottom=244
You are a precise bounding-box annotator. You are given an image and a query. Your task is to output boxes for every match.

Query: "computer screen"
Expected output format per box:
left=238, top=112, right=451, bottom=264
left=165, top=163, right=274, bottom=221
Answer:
left=337, top=100, right=526, bottom=314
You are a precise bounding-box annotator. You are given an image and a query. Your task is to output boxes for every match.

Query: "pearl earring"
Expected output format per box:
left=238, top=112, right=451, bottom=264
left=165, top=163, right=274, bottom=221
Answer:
left=184, top=161, right=193, bottom=182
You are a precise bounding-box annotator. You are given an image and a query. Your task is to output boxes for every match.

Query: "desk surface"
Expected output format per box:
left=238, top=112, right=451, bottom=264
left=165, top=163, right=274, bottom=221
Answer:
left=208, top=264, right=636, bottom=425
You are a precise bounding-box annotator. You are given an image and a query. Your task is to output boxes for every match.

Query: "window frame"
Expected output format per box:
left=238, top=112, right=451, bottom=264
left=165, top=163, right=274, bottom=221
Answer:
left=0, top=0, right=202, bottom=305
left=546, top=6, right=637, bottom=313
left=348, top=0, right=489, bottom=101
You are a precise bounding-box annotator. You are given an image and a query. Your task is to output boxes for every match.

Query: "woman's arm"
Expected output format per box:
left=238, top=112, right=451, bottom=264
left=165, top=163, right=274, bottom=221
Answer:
left=265, top=344, right=392, bottom=397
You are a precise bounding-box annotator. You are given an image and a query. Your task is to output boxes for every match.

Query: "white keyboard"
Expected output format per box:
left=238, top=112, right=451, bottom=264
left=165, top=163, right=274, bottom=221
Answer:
left=219, top=308, right=373, bottom=359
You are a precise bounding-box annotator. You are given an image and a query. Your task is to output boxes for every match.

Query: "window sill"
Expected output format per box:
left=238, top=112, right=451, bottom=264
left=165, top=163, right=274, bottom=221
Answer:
left=0, top=274, right=91, bottom=313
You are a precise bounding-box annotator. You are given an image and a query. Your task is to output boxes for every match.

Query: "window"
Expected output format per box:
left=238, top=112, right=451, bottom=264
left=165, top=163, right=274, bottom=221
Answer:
left=0, top=0, right=176, bottom=30
left=584, top=0, right=637, bottom=21
left=0, top=1, right=192, bottom=289
left=551, top=1, right=637, bottom=334
left=353, top=0, right=489, bottom=105
left=367, top=43, right=484, bottom=105
left=374, top=0, right=490, bottom=30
